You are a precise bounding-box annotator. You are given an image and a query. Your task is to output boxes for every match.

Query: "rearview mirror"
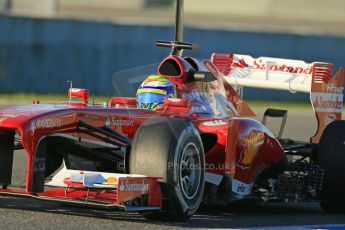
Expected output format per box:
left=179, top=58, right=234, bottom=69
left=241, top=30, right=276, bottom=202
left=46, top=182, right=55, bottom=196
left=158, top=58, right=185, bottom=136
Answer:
left=190, top=71, right=217, bottom=82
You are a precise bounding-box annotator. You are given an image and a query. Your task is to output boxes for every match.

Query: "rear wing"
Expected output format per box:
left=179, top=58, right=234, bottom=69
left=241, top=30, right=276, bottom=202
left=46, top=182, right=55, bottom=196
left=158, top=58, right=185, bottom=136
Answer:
left=212, top=53, right=345, bottom=143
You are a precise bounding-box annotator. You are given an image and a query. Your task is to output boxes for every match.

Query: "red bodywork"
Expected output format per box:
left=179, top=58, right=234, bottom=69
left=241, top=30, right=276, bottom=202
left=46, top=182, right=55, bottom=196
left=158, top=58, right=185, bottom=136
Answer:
left=0, top=54, right=284, bottom=209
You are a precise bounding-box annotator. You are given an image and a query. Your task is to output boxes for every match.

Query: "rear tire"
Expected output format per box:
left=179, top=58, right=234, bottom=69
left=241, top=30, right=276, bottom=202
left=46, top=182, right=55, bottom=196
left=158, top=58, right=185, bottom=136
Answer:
left=317, top=121, right=345, bottom=213
left=320, top=201, right=345, bottom=213
left=129, top=117, right=205, bottom=220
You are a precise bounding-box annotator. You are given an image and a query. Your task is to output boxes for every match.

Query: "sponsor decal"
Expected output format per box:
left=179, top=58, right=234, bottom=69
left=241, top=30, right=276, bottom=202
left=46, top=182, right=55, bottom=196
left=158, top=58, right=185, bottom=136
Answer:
left=120, top=182, right=125, bottom=192
left=232, top=58, right=249, bottom=69
left=311, top=93, right=343, bottom=113
left=1, top=113, right=19, bottom=118
left=105, top=177, right=118, bottom=184
left=326, top=84, right=344, bottom=94
left=232, top=179, right=253, bottom=196
left=105, top=118, right=134, bottom=126
left=119, top=180, right=149, bottom=192
left=0, top=113, right=19, bottom=123
left=203, top=120, right=227, bottom=126
left=251, top=59, right=313, bottom=74
left=35, top=117, right=62, bottom=129
left=167, top=98, right=182, bottom=103
left=237, top=130, right=264, bottom=169
left=226, top=56, right=312, bottom=75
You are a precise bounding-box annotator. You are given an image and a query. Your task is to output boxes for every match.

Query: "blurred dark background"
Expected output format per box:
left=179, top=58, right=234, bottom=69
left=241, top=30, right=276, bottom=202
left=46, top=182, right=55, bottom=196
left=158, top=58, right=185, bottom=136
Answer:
left=0, top=0, right=344, bottom=100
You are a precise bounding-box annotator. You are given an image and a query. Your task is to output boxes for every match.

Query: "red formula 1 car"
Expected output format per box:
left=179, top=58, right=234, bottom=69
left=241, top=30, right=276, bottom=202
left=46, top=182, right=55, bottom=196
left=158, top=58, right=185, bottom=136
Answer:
left=0, top=0, right=345, bottom=220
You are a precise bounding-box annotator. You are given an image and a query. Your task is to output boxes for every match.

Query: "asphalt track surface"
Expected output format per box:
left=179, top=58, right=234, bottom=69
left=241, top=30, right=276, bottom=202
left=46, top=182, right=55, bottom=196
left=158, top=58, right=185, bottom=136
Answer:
left=1, top=106, right=345, bottom=229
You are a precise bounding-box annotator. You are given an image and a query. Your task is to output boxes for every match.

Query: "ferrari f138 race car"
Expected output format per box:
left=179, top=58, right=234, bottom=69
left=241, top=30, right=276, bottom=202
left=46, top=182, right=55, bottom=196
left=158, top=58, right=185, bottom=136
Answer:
left=0, top=0, right=345, bottom=220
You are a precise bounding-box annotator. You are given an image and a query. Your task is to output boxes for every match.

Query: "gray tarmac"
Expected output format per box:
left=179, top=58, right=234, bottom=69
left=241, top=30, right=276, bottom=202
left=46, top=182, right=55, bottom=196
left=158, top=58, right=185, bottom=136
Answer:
left=1, top=106, right=345, bottom=229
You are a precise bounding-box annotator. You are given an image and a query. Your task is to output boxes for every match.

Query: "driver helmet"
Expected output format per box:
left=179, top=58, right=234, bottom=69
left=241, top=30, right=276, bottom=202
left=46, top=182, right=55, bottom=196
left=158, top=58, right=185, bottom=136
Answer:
left=137, top=75, right=175, bottom=110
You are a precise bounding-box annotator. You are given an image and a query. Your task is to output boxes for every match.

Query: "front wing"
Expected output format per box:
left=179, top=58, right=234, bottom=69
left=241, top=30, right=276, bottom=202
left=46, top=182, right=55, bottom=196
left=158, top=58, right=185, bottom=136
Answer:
left=0, top=167, right=162, bottom=212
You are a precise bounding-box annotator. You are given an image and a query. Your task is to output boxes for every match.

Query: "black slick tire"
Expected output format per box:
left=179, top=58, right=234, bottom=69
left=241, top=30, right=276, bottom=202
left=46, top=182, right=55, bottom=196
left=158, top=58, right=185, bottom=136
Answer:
left=129, top=117, right=205, bottom=220
left=317, top=121, right=345, bottom=213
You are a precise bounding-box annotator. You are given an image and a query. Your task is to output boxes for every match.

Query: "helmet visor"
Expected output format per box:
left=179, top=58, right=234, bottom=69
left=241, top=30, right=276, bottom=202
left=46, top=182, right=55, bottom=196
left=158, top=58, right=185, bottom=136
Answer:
left=137, top=92, right=166, bottom=104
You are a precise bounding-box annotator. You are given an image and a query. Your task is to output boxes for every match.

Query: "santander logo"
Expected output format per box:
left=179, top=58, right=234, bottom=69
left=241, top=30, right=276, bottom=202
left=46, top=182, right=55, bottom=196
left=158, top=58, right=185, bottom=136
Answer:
left=232, top=58, right=313, bottom=75
left=313, top=95, right=342, bottom=110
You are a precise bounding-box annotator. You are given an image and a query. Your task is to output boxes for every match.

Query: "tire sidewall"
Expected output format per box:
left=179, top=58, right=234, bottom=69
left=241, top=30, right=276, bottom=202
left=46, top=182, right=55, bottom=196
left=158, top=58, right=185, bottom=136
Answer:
left=129, top=118, right=205, bottom=218
left=167, top=123, right=205, bottom=217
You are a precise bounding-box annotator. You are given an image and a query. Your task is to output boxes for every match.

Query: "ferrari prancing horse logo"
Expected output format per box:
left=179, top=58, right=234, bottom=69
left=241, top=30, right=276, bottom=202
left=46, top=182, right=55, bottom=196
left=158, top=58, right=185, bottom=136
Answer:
left=237, top=130, right=265, bottom=169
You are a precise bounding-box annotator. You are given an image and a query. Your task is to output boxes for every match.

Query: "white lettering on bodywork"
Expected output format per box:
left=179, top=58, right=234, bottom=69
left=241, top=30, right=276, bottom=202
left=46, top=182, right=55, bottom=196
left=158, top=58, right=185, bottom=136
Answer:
left=232, top=179, right=253, bottom=196
left=35, top=118, right=62, bottom=129
left=105, top=118, right=134, bottom=126
left=119, top=180, right=149, bottom=192
left=1, top=114, right=19, bottom=118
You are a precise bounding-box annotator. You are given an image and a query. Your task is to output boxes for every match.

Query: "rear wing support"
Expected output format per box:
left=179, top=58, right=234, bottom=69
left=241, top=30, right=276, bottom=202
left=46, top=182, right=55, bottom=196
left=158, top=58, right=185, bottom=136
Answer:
left=262, top=108, right=288, bottom=139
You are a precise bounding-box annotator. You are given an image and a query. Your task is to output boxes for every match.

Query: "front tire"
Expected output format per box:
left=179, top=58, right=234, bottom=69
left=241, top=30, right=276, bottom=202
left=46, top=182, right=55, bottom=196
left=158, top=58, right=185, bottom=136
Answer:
left=129, top=117, right=205, bottom=220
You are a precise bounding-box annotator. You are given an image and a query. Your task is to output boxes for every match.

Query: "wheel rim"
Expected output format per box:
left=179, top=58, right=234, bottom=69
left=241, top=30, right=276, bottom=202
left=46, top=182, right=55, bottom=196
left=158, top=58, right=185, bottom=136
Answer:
left=179, top=142, right=202, bottom=200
